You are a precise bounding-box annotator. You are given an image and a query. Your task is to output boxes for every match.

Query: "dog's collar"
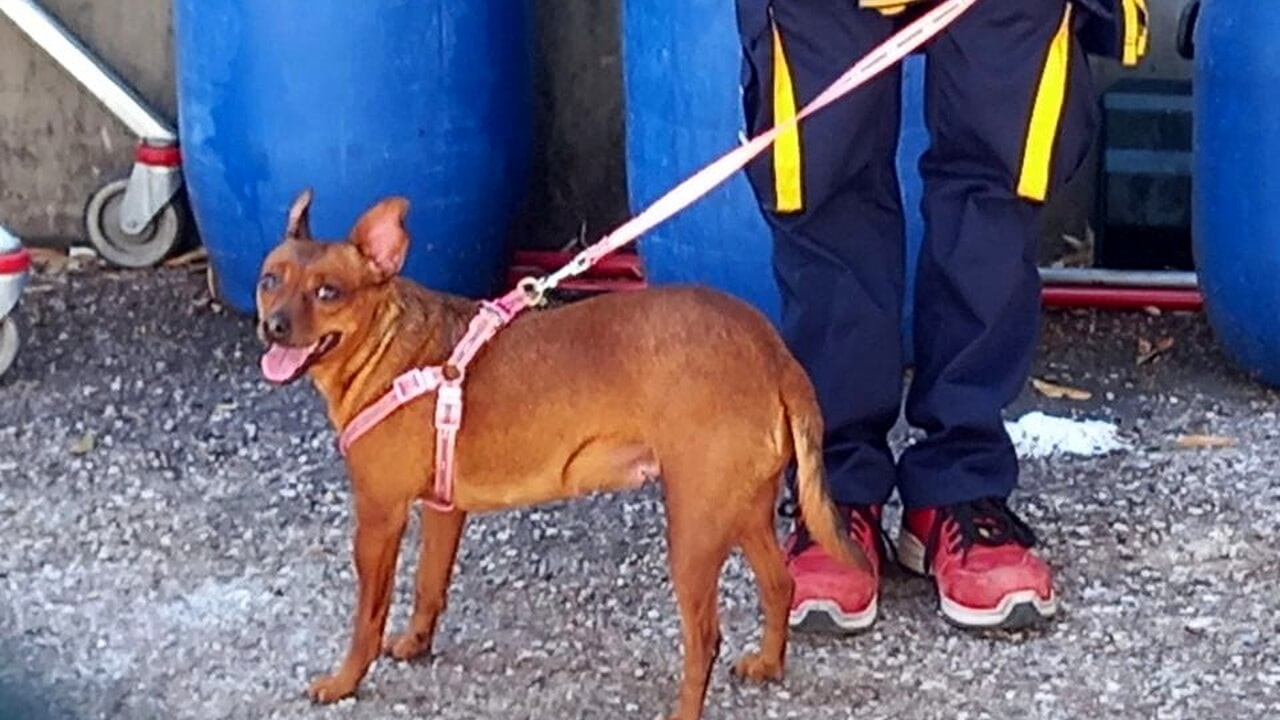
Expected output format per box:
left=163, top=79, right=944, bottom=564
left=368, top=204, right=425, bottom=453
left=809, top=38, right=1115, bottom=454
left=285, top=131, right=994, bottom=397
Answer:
left=336, top=288, right=533, bottom=511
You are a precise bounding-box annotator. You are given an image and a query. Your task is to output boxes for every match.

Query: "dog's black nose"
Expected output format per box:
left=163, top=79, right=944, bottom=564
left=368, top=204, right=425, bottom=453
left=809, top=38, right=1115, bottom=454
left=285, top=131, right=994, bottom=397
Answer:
left=263, top=312, right=291, bottom=342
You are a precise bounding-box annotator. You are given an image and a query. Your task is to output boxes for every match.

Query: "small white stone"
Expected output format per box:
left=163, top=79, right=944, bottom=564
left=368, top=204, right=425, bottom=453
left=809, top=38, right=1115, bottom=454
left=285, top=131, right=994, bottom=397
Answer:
left=1185, top=617, right=1214, bottom=633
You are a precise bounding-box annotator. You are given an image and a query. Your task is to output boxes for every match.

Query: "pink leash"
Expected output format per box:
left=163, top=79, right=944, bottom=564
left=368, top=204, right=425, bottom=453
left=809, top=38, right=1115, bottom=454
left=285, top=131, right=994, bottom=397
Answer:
left=337, top=0, right=980, bottom=511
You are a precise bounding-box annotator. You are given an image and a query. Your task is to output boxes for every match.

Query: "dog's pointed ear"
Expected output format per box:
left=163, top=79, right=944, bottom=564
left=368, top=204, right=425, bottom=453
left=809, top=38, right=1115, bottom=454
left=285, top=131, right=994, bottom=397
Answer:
left=351, top=196, right=410, bottom=280
left=286, top=188, right=314, bottom=239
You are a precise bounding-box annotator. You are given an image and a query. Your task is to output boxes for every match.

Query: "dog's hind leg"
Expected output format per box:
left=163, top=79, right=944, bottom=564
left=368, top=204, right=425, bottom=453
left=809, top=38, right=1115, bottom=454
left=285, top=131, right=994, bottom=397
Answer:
left=662, top=478, right=732, bottom=720
left=385, top=506, right=467, bottom=661
left=730, top=484, right=793, bottom=683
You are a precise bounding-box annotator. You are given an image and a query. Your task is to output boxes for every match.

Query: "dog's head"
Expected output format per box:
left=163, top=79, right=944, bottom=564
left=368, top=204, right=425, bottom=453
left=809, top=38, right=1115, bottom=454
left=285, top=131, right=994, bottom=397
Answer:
left=255, top=189, right=411, bottom=385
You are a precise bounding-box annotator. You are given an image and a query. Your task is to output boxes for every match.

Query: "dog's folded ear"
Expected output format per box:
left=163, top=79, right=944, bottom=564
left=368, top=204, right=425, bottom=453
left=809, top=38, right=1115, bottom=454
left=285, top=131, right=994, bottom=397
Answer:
left=286, top=188, right=315, bottom=239
left=351, top=197, right=411, bottom=281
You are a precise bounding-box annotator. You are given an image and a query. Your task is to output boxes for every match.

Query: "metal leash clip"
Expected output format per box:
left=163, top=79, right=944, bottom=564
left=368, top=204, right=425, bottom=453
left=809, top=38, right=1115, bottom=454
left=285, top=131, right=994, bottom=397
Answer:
left=517, top=276, right=548, bottom=307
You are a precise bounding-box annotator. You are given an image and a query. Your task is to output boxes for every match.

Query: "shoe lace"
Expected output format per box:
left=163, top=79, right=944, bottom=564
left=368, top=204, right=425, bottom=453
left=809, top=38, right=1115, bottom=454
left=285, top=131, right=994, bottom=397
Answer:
left=778, top=496, right=892, bottom=566
left=924, top=497, right=1038, bottom=570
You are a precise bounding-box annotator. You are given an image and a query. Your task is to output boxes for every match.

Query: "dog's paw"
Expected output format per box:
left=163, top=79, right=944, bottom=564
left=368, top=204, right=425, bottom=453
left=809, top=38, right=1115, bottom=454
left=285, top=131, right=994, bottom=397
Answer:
left=306, top=673, right=357, bottom=704
left=383, top=632, right=430, bottom=662
left=731, top=652, right=784, bottom=683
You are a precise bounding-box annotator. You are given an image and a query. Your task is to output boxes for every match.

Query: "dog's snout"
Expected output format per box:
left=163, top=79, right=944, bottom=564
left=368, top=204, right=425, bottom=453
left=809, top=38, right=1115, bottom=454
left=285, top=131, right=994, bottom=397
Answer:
left=263, top=311, right=291, bottom=342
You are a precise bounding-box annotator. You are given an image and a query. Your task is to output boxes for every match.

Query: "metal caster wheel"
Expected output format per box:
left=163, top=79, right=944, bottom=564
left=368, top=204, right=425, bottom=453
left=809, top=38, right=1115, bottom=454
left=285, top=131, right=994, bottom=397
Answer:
left=0, top=316, right=19, bottom=378
left=84, top=177, right=186, bottom=269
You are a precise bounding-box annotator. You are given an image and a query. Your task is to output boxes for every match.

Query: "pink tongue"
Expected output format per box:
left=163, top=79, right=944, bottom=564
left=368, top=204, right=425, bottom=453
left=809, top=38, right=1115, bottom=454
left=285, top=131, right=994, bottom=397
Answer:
left=261, top=342, right=317, bottom=383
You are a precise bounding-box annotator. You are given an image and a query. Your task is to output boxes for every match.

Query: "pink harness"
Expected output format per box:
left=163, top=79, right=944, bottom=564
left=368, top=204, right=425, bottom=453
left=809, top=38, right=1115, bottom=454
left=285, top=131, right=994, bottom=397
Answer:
left=332, top=0, right=979, bottom=512
left=336, top=289, right=534, bottom=510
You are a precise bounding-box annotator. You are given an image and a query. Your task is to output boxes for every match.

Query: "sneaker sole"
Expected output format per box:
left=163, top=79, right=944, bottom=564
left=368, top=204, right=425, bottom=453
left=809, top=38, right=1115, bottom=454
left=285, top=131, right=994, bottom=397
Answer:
left=897, top=531, right=1058, bottom=631
left=788, top=596, right=878, bottom=635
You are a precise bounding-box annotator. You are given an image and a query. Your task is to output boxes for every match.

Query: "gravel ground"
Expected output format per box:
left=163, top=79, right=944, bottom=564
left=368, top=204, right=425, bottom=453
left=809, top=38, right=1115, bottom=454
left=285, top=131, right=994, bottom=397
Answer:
left=1, top=262, right=1278, bottom=720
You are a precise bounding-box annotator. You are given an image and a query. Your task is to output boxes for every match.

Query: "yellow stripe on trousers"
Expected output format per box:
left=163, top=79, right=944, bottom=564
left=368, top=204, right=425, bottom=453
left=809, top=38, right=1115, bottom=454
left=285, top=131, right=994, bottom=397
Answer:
left=771, top=21, right=803, bottom=213
left=1121, top=0, right=1149, bottom=66
left=1017, top=4, right=1073, bottom=203
left=860, top=0, right=917, bottom=15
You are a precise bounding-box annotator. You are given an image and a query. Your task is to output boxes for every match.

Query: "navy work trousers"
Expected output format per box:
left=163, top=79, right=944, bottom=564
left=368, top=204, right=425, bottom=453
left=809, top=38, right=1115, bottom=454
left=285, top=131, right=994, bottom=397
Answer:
left=735, top=0, right=1097, bottom=508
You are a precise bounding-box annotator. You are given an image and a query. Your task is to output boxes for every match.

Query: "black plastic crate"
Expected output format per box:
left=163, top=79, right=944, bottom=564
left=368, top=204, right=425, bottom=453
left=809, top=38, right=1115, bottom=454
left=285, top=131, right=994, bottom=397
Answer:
left=1094, top=77, right=1194, bottom=271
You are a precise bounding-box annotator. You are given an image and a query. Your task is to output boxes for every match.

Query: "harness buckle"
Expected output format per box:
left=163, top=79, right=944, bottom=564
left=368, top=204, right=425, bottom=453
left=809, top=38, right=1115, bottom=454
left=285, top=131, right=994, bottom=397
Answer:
left=392, top=368, right=434, bottom=402
left=434, top=381, right=464, bottom=431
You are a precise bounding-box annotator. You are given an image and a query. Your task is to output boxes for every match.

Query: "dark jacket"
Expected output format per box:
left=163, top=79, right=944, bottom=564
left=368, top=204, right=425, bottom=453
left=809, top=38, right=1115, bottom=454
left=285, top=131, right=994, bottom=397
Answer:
left=859, top=0, right=1149, bottom=66
left=1074, top=0, right=1150, bottom=65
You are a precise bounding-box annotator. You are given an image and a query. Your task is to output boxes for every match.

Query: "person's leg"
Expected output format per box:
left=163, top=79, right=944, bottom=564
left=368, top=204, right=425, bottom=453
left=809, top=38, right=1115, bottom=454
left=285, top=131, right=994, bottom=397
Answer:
left=896, top=0, right=1098, bottom=629
left=738, top=0, right=905, bottom=509
left=735, top=0, right=902, bottom=634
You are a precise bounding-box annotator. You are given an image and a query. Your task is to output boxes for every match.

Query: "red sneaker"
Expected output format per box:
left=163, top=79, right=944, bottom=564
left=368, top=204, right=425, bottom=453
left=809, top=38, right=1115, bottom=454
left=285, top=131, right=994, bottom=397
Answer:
left=898, top=498, right=1058, bottom=630
left=785, top=504, right=884, bottom=634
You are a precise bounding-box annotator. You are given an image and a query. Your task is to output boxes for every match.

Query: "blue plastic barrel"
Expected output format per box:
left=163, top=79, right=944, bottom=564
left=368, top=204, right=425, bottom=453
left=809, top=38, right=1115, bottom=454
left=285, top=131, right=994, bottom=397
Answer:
left=172, top=2, right=533, bottom=314
left=1183, top=0, right=1280, bottom=385
left=621, top=1, right=927, bottom=361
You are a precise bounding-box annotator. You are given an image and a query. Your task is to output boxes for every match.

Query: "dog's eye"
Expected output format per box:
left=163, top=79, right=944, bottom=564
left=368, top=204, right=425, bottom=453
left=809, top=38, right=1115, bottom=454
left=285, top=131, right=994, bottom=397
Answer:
left=315, top=284, right=341, bottom=302
left=258, top=273, right=280, bottom=292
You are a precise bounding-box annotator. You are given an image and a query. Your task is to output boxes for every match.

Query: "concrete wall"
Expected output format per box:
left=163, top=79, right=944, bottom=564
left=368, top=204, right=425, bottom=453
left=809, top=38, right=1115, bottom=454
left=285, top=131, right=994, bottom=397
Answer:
left=0, top=0, right=175, bottom=241
left=0, top=0, right=1190, bottom=252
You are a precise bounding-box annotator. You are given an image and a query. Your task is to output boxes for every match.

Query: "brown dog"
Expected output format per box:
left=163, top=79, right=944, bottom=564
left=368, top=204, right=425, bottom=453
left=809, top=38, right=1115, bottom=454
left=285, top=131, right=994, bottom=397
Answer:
left=254, top=190, right=867, bottom=719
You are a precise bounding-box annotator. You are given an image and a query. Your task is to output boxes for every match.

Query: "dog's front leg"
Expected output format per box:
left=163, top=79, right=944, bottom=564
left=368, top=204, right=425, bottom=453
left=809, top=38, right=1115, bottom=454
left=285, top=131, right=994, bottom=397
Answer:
left=308, top=499, right=409, bottom=703
left=385, top=506, right=467, bottom=661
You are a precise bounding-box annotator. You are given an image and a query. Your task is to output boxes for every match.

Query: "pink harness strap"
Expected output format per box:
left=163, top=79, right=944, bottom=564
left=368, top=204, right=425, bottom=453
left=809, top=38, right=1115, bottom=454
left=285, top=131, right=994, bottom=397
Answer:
left=336, top=366, right=445, bottom=457
left=331, top=0, right=977, bottom=513
left=337, top=288, right=532, bottom=511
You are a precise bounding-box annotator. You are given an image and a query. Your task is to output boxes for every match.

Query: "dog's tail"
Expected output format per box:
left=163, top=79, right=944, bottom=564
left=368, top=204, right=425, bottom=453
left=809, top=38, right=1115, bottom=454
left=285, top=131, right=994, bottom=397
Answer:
left=782, top=359, right=872, bottom=573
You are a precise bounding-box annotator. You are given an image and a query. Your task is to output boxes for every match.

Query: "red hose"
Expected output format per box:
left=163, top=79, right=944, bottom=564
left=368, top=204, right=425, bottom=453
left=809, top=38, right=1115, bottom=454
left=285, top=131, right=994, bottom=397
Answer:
left=1041, top=285, right=1203, bottom=311
left=510, top=251, right=1205, bottom=312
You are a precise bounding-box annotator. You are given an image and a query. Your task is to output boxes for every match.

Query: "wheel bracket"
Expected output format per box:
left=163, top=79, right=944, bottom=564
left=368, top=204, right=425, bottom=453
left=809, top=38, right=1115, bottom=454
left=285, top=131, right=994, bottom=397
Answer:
left=119, top=159, right=183, bottom=234
left=0, top=316, right=20, bottom=378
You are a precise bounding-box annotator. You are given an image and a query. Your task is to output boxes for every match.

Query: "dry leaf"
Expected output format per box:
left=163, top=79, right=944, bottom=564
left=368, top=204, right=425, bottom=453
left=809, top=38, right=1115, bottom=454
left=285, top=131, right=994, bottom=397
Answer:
left=204, top=266, right=225, bottom=313
left=1174, top=434, right=1236, bottom=449
left=27, top=247, right=69, bottom=274
left=1137, top=336, right=1175, bottom=365
left=1032, top=378, right=1093, bottom=401
left=1056, top=233, right=1094, bottom=268
left=27, top=247, right=66, bottom=262
left=68, top=431, right=96, bottom=456
left=164, top=247, right=209, bottom=269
